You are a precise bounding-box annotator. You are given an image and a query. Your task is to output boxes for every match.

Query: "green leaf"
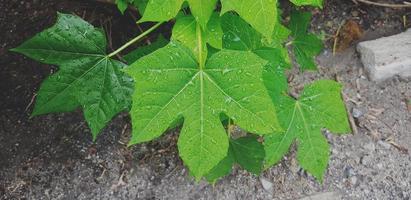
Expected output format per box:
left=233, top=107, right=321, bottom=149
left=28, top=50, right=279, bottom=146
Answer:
left=205, top=151, right=234, bottom=183
left=115, top=0, right=129, bottom=14
left=139, top=0, right=184, bottom=23
left=139, top=0, right=217, bottom=28
left=205, top=13, right=223, bottom=49
left=231, top=135, right=265, bottom=174
left=289, top=0, right=323, bottom=8
left=264, top=80, right=351, bottom=181
left=132, top=0, right=149, bottom=14
left=221, top=13, right=290, bottom=68
left=221, top=0, right=278, bottom=38
left=115, top=0, right=148, bottom=14
left=125, top=41, right=281, bottom=178
left=253, top=48, right=289, bottom=100
left=271, top=22, right=291, bottom=49
left=293, top=33, right=323, bottom=70
left=12, top=13, right=133, bottom=139
left=289, top=11, right=323, bottom=70
left=289, top=11, right=311, bottom=37
left=206, top=135, right=265, bottom=183
left=123, top=35, right=168, bottom=64
left=187, top=0, right=218, bottom=28
left=221, top=13, right=290, bottom=94
left=171, top=13, right=222, bottom=62
left=221, top=13, right=263, bottom=51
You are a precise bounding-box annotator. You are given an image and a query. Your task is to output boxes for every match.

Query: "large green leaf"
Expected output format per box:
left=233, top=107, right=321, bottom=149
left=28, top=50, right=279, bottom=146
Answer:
left=205, top=135, right=265, bottom=183
left=264, top=80, right=351, bottom=181
left=289, top=0, right=323, bottom=8
left=139, top=0, right=217, bottom=28
left=221, top=0, right=278, bottom=39
left=125, top=41, right=281, bottom=178
left=12, top=13, right=133, bottom=138
left=289, top=11, right=323, bottom=70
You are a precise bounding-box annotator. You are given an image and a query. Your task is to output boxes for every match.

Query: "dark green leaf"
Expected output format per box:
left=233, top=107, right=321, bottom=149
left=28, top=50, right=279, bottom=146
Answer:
left=206, top=135, right=265, bottom=183
left=288, top=11, right=323, bottom=70
left=12, top=13, right=133, bottom=139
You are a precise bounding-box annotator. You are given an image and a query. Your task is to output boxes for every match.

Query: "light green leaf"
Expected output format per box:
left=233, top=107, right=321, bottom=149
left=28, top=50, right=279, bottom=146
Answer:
left=187, top=0, right=218, bottom=28
left=289, top=0, right=323, bottom=8
left=264, top=80, right=351, bottom=181
left=221, top=0, right=278, bottom=38
left=206, top=13, right=223, bottom=49
left=139, top=0, right=184, bottom=23
left=124, top=35, right=168, bottom=64
left=139, top=0, right=217, bottom=27
left=12, top=13, right=133, bottom=138
left=125, top=41, right=281, bottom=178
left=206, top=135, right=265, bottom=183
left=289, top=11, right=323, bottom=70
left=171, top=13, right=222, bottom=62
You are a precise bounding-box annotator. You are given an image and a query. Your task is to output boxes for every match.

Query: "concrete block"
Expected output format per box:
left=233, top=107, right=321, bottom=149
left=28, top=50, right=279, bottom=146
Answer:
left=357, top=29, right=411, bottom=82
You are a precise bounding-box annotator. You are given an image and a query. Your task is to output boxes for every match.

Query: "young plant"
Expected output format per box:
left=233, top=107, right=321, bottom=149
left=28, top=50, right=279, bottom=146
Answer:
left=12, top=0, right=351, bottom=183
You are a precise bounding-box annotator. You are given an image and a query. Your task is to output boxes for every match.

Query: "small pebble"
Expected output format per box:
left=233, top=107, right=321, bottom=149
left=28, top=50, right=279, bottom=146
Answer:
left=363, top=143, right=375, bottom=152
left=344, top=166, right=355, bottom=178
left=352, top=108, right=364, bottom=118
left=260, top=177, right=273, bottom=193
left=377, top=140, right=391, bottom=149
left=350, top=176, right=358, bottom=186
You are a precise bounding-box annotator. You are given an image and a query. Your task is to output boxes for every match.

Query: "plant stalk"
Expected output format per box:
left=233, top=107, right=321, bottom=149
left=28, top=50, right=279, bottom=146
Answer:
left=108, top=22, right=163, bottom=58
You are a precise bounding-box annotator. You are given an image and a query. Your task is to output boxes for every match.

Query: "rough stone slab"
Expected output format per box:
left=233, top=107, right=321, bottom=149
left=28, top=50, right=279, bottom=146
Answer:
left=357, top=29, right=411, bottom=82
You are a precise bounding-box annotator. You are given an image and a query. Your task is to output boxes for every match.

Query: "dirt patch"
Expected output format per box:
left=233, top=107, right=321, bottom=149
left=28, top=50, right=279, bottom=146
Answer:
left=1, top=0, right=410, bottom=199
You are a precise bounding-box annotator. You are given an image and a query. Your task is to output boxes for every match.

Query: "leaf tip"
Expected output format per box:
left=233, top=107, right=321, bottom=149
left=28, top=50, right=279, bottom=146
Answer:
left=9, top=47, right=19, bottom=53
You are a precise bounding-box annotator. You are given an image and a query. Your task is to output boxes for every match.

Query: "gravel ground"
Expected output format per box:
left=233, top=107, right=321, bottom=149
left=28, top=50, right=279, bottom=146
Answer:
left=1, top=0, right=410, bottom=199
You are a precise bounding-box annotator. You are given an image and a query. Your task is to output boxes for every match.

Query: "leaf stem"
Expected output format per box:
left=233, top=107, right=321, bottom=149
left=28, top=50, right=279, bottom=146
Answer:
left=108, top=22, right=163, bottom=58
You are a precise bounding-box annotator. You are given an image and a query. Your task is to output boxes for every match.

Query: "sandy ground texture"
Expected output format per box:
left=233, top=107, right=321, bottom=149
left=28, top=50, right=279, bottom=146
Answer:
left=1, top=0, right=410, bottom=199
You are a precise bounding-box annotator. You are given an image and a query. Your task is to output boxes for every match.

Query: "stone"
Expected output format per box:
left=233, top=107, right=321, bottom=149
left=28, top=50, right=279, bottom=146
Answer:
left=260, top=177, right=273, bottom=193
left=299, top=192, right=342, bottom=200
left=352, top=108, right=364, bottom=118
left=357, top=29, right=411, bottom=82
left=350, top=176, right=358, bottom=186
left=363, top=142, right=375, bottom=152
left=344, top=166, right=355, bottom=178
left=377, top=140, right=391, bottom=149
